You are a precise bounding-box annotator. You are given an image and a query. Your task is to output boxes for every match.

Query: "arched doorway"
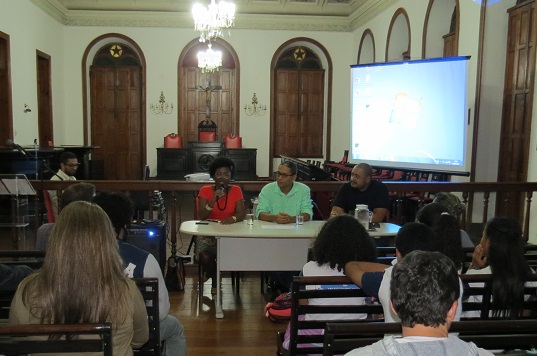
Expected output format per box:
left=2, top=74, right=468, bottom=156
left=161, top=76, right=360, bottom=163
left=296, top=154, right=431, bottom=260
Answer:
left=177, top=39, right=240, bottom=143
left=270, top=38, right=332, bottom=173
left=82, top=34, right=146, bottom=180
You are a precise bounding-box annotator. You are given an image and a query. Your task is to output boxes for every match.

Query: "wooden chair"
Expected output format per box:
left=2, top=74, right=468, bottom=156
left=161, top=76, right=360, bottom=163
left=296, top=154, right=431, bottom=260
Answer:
left=133, top=278, right=161, bottom=356
left=323, top=319, right=537, bottom=356
left=276, top=275, right=384, bottom=356
left=224, top=134, right=242, bottom=148
left=0, top=322, right=113, bottom=355
left=460, top=273, right=537, bottom=320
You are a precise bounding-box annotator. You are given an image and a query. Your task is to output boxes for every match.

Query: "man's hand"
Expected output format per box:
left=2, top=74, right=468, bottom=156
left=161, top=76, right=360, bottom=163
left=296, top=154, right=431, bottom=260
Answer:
left=275, top=212, right=293, bottom=224
left=330, top=206, right=345, bottom=218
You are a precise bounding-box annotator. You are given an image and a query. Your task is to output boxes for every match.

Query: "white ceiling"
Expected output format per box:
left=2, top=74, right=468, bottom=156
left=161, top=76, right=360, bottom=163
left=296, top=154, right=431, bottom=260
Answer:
left=32, top=0, right=397, bottom=32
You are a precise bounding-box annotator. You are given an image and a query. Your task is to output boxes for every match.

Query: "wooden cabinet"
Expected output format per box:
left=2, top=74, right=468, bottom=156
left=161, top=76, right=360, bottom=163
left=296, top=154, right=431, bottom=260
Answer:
left=156, top=144, right=257, bottom=180
left=156, top=148, right=191, bottom=180
left=222, top=148, right=257, bottom=181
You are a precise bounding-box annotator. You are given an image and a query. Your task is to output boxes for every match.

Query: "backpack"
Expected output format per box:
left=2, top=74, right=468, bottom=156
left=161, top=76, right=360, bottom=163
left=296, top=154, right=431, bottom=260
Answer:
left=264, top=292, right=292, bottom=322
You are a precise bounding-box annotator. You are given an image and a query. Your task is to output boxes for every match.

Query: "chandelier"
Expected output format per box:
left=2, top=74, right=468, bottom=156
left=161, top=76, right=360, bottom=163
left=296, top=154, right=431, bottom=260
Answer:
left=197, top=44, right=222, bottom=73
left=192, top=0, right=235, bottom=43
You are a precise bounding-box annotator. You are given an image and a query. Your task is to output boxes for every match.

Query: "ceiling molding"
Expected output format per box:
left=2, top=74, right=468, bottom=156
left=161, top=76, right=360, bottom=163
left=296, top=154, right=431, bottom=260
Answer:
left=31, top=0, right=392, bottom=32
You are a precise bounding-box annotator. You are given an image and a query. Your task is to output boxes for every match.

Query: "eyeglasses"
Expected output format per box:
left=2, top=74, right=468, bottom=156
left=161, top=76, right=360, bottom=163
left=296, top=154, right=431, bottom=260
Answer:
left=214, top=172, right=231, bottom=178
left=275, top=171, right=294, bottom=178
left=65, top=163, right=80, bottom=168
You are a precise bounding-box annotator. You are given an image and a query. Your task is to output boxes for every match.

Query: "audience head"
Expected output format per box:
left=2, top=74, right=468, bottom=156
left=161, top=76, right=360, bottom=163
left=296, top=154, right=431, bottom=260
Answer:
left=27, top=201, right=128, bottom=324
left=394, top=222, right=435, bottom=258
left=390, top=251, right=460, bottom=328
left=59, top=151, right=79, bottom=176
left=92, top=191, right=134, bottom=237
left=209, top=156, right=235, bottom=181
left=416, top=203, right=463, bottom=269
left=313, top=215, right=376, bottom=272
left=59, top=182, right=96, bottom=210
left=433, top=192, right=466, bottom=219
left=276, top=161, right=297, bottom=191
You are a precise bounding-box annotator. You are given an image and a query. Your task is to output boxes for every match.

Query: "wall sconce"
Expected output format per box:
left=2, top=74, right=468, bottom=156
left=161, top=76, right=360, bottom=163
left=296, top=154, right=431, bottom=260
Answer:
left=244, top=93, right=266, bottom=116
left=150, top=91, right=174, bottom=114
left=23, top=104, right=31, bottom=113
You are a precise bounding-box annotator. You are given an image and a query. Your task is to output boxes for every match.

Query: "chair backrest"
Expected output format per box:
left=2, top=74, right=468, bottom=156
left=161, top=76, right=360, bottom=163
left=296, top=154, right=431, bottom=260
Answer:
left=323, top=319, right=537, bottom=356
left=0, top=322, right=113, bottom=355
left=224, top=134, right=242, bottom=148
left=132, top=278, right=161, bottom=356
left=164, top=133, right=183, bottom=148
left=280, top=275, right=384, bottom=356
left=198, top=131, right=216, bottom=142
left=43, top=190, right=55, bottom=223
left=460, top=273, right=537, bottom=319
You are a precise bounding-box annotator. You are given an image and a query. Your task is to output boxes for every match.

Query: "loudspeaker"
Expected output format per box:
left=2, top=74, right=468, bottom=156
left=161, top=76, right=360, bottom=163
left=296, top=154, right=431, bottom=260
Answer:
left=125, top=222, right=167, bottom=272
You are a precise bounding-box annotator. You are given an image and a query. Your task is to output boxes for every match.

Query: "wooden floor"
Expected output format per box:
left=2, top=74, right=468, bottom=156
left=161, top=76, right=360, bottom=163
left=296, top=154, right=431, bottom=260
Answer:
left=170, top=266, right=283, bottom=355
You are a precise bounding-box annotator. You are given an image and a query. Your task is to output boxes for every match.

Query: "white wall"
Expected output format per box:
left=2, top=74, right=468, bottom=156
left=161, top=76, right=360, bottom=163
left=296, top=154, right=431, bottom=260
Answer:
left=1, top=0, right=64, bottom=145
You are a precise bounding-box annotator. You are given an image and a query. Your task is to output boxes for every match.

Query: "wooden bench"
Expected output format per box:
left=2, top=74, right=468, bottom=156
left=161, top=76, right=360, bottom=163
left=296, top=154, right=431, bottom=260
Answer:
left=277, top=275, right=384, bottom=356
left=323, top=319, right=537, bottom=356
left=460, top=273, right=537, bottom=319
left=0, top=322, right=113, bottom=355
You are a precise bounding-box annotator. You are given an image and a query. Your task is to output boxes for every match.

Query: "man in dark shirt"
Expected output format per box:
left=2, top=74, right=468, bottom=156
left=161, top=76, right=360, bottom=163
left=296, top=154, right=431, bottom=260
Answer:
left=330, top=163, right=390, bottom=223
left=0, top=264, right=33, bottom=292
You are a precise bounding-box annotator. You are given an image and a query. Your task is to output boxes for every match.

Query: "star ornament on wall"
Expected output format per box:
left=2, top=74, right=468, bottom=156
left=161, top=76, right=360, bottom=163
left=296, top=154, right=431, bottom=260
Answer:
left=294, top=48, right=306, bottom=61
left=110, top=45, right=123, bottom=58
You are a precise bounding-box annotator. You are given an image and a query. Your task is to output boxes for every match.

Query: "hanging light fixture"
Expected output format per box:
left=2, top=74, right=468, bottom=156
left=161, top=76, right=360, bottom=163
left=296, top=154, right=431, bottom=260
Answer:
left=192, top=0, right=235, bottom=43
left=197, top=43, right=222, bottom=73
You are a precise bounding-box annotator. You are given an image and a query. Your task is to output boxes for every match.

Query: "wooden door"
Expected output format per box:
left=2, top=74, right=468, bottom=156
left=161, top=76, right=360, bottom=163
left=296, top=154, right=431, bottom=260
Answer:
left=181, top=68, right=235, bottom=143
left=274, top=69, right=324, bottom=158
left=90, top=67, right=143, bottom=180
left=36, top=51, right=53, bottom=146
left=496, top=1, right=535, bottom=219
left=0, top=31, right=13, bottom=146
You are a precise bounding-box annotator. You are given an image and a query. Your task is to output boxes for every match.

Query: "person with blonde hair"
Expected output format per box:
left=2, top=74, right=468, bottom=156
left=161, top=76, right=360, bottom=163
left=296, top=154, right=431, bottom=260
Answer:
left=9, top=201, right=149, bottom=355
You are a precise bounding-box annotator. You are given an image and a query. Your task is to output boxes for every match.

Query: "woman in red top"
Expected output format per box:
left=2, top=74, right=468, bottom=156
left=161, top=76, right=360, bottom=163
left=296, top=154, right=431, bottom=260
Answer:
left=197, top=157, right=246, bottom=293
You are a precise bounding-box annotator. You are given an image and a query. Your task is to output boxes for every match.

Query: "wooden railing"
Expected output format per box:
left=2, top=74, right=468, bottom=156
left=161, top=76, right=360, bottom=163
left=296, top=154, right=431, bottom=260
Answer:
left=30, top=180, right=537, bottom=253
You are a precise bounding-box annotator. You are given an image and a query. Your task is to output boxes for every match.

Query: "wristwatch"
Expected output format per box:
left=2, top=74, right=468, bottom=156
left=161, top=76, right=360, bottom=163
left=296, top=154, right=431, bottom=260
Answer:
left=231, top=216, right=237, bottom=222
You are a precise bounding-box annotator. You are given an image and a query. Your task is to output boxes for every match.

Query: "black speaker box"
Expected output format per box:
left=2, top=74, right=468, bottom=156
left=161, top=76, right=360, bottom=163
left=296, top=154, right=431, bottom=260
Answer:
left=125, top=222, right=167, bottom=272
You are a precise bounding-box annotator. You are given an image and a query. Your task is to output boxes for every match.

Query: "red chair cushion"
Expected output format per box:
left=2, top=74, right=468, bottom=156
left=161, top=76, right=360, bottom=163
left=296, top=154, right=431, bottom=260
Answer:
left=43, top=190, right=55, bottom=223
left=224, top=135, right=242, bottom=148
left=164, top=134, right=183, bottom=148
left=199, top=132, right=216, bottom=142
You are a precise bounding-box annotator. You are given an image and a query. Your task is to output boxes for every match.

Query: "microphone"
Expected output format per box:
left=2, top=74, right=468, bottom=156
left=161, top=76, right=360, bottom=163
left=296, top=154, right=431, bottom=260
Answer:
left=6, top=139, right=27, bottom=156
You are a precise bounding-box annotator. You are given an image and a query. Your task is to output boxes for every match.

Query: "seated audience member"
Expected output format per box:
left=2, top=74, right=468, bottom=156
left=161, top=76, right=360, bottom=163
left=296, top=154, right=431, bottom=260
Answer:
left=464, top=216, right=535, bottom=319
left=197, top=157, right=246, bottom=293
left=9, top=201, right=149, bottom=353
left=36, top=182, right=96, bottom=251
left=434, top=192, right=467, bottom=220
left=416, top=201, right=474, bottom=249
left=283, top=215, right=377, bottom=349
left=256, top=161, right=313, bottom=224
left=93, top=191, right=186, bottom=356
left=256, top=161, right=313, bottom=290
left=0, top=264, right=33, bottom=292
left=345, top=251, right=493, bottom=356
left=48, top=151, right=79, bottom=218
left=346, top=223, right=463, bottom=322
left=330, top=163, right=390, bottom=223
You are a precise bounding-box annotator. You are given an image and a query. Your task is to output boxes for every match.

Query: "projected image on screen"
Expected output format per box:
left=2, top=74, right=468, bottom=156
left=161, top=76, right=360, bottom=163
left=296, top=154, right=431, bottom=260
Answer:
left=349, top=56, right=470, bottom=174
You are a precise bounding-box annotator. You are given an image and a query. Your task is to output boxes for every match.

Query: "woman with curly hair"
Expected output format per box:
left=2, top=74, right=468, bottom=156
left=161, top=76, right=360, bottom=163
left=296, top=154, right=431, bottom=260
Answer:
left=197, top=156, right=246, bottom=294
left=9, top=201, right=149, bottom=354
left=282, top=214, right=377, bottom=349
left=464, top=216, right=535, bottom=319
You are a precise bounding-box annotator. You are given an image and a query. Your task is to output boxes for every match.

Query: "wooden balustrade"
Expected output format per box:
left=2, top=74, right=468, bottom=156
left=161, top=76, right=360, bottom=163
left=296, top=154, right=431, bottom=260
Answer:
left=31, top=180, right=537, bottom=256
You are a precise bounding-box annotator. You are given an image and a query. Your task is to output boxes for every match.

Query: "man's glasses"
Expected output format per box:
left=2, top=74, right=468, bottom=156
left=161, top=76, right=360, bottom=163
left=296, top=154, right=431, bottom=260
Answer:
left=65, top=163, right=80, bottom=168
left=215, top=172, right=231, bottom=178
left=275, top=171, right=294, bottom=178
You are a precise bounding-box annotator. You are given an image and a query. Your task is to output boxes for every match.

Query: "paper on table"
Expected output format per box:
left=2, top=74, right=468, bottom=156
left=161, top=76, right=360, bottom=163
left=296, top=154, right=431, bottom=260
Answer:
left=261, top=225, right=296, bottom=229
